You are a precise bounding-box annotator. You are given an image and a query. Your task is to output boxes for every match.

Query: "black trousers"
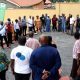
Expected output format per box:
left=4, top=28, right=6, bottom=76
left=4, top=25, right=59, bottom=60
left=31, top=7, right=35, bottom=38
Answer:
left=52, top=24, right=57, bottom=31
left=15, top=29, right=20, bottom=41
left=15, top=73, right=31, bottom=80
left=0, top=70, right=6, bottom=80
left=70, top=59, right=78, bottom=79
left=7, top=32, right=12, bottom=44
left=0, top=35, right=9, bottom=48
left=32, top=25, right=36, bottom=33
left=19, top=27, right=22, bottom=36
left=29, top=27, right=33, bottom=32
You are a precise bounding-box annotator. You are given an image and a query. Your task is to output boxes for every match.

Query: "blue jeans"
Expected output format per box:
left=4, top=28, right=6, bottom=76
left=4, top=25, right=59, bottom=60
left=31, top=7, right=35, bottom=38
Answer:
left=62, top=23, right=66, bottom=32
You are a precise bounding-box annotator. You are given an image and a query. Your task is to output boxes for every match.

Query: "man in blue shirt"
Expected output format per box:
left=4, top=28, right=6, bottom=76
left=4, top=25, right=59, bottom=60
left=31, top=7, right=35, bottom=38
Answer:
left=30, top=35, right=61, bottom=80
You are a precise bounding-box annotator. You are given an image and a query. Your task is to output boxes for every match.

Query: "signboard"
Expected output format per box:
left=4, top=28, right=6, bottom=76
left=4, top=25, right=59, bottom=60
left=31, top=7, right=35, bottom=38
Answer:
left=0, top=3, right=6, bottom=21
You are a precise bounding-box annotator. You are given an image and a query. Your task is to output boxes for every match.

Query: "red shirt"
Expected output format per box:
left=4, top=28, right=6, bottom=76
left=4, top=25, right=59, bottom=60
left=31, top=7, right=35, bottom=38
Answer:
left=6, top=23, right=12, bottom=33
left=52, top=17, right=57, bottom=25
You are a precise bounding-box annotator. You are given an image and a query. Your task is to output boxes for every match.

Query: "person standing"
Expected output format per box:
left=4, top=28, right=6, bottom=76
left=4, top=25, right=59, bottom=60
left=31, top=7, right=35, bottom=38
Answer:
left=52, top=15, right=58, bottom=31
left=27, top=16, right=33, bottom=32
left=45, top=13, right=48, bottom=31
left=10, top=36, right=33, bottom=80
left=0, top=22, right=9, bottom=48
left=11, top=21, right=15, bottom=41
left=76, top=15, right=80, bottom=33
left=18, top=16, right=22, bottom=36
left=66, top=14, right=71, bottom=34
left=14, top=19, right=20, bottom=41
left=6, top=18, right=13, bottom=44
left=58, top=15, right=62, bottom=32
left=70, top=32, right=80, bottom=80
left=35, top=16, right=42, bottom=33
left=32, top=16, right=36, bottom=33
left=61, top=14, right=66, bottom=33
left=22, top=16, right=27, bottom=36
left=70, top=15, right=75, bottom=35
left=0, top=50, right=9, bottom=80
left=76, top=52, right=80, bottom=80
left=40, top=14, right=45, bottom=32
left=30, top=35, right=61, bottom=80
left=45, top=16, right=51, bottom=32
left=26, top=32, right=40, bottom=50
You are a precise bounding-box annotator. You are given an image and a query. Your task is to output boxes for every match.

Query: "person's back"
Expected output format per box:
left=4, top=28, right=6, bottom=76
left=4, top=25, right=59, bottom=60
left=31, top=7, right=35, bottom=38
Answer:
left=10, top=36, right=33, bottom=80
left=30, top=45, right=61, bottom=80
left=11, top=45, right=32, bottom=74
left=30, top=35, right=61, bottom=80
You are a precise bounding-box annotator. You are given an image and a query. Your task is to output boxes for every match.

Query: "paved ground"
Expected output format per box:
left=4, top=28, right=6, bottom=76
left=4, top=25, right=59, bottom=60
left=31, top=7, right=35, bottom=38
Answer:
left=1, top=32, right=75, bottom=80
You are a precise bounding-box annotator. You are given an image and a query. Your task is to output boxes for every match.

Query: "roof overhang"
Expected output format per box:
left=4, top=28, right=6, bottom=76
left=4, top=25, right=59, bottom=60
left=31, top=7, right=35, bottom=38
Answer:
left=6, top=0, right=43, bottom=7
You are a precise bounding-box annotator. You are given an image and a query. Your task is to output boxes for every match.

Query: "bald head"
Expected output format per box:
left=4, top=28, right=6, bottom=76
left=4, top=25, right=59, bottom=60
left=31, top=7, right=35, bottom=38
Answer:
left=39, top=34, right=48, bottom=45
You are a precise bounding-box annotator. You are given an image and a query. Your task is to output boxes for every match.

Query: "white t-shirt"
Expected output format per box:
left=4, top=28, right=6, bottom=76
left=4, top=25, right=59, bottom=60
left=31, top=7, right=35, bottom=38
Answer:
left=27, top=18, right=33, bottom=27
left=0, top=26, right=6, bottom=36
left=70, top=17, right=75, bottom=25
left=14, top=23, right=20, bottom=32
left=73, top=39, right=80, bottom=59
left=10, top=45, right=33, bottom=74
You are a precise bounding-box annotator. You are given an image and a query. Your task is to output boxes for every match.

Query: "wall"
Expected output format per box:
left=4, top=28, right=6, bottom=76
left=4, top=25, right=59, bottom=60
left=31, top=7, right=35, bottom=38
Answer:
left=59, top=2, right=80, bottom=17
left=4, top=3, right=80, bottom=22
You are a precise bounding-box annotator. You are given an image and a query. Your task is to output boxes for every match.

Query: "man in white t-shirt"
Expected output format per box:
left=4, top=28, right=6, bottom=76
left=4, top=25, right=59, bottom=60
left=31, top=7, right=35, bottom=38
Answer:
left=27, top=16, right=33, bottom=32
left=14, top=19, right=20, bottom=41
left=70, top=15, right=75, bottom=35
left=10, top=36, right=33, bottom=80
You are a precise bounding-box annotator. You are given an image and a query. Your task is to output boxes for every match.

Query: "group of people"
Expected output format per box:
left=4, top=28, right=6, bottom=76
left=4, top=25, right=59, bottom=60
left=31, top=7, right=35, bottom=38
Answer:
left=0, top=32, right=61, bottom=80
left=0, top=13, right=80, bottom=49
left=0, top=31, right=80, bottom=80
left=0, top=13, right=80, bottom=80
